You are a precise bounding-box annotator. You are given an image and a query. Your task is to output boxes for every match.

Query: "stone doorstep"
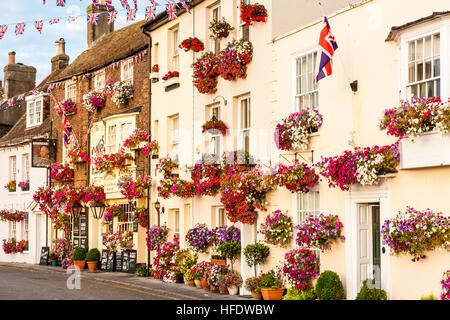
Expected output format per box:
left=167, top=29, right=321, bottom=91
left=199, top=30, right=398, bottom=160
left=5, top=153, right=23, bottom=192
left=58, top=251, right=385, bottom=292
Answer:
left=0, top=262, right=248, bottom=300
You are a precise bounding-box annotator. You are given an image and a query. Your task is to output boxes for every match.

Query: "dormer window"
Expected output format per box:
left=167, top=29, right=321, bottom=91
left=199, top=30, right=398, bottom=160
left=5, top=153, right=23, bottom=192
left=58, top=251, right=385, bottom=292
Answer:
left=121, top=59, right=134, bottom=85
left=94, top=72, right=106, bottom=91
left=26, top=94, right=44, bottom=128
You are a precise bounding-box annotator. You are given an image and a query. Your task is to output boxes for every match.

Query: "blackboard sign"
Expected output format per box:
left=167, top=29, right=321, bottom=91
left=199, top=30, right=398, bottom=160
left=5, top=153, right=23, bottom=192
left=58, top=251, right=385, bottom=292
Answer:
left=128, top=250, right=137, bottom=274
left=133, top=221, right=139, bottom=232
left=122, top=251, right=129, bottom=272
left=39, top=247, right=49, bottom=265
left=100, top=250, right=108, bottom=271
left=116, top=252, right=123, bottom=272
left=106, top=252, right=116, bottom=272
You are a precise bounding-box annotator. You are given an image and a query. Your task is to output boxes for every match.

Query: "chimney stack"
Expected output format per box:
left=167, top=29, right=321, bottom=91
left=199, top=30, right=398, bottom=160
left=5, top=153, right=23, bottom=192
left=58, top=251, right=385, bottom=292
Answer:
left=51, top=38, right=70, bottom=72
left=8, top=52, right=16, bottom=65
left=87, top=2, right=114, bottom=49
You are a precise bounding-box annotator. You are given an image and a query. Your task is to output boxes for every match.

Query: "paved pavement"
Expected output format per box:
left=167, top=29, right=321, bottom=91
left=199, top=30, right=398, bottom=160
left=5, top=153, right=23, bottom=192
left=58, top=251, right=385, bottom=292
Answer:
left=0, top=262, right=249, bottom=300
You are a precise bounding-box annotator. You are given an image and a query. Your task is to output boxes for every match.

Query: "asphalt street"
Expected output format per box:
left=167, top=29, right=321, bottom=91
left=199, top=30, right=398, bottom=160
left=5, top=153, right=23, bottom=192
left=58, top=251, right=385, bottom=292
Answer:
left=0, top=265, right=180, bottom=300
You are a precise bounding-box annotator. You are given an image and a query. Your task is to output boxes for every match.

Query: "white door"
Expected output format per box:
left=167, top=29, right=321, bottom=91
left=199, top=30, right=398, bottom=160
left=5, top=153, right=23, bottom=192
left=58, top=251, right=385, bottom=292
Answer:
left=357, top=204, right=372, bottom=292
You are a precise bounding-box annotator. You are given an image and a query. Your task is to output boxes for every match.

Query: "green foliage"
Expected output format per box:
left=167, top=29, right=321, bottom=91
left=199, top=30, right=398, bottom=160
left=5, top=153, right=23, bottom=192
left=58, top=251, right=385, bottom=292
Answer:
left=135, top=264, right=150, bottom=277
left=356, top=279, right=387, bottom=300
left=49, top=251, right=56, bottom=260
left=86, top=248, right=100, bottom=261
left=259, top=270, right=283, bottom=289
left=421, top=293, right=438, bottom=300
left=72, top=246, right=86, bottom=261
left=218, top=242, right=241, bottom=268
left=283, top=288, right=316, bottom=300
left=243, top=243, right=270, bottom=268
left=315, top=270, right=345, bottom=300
left=244, top=277, right=261, bottom=293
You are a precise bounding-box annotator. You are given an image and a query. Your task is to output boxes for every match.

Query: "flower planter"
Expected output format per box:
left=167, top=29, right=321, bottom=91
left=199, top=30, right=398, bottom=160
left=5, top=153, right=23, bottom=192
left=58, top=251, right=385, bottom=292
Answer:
left=251, top=291, right=262, bottom=300
left=200, top=277, right=209, bottom=290
left=194, top=279, right=202, bottom=289
left=219, top=285, right=228, bottom=294
left=227, top=285, right=239, bottom=296
left=128, top=141, right=147, bottom=151
left=211, top=258, right=227, bottom=266
left=207, top=129, right=221, bottom=136
left=210, top=284, right=218, bottom=292
left=218, top=30, right=229, bottom=38
left=73, top=259, right=86, bottom=270
left=87, top=261, right=98, bottom=272
left=150, top=72, right=159, bottom=80
left=188, top=280, right=195, bottom=287
left=260, top=288, right=285, bottom=300
left=50, top=260, right=58, bottom=267
left=164, top=76, right=179, bottom=88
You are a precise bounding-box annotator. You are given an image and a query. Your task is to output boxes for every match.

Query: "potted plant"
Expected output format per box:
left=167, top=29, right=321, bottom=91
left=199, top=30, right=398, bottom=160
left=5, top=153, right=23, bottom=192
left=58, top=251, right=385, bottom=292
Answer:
left=259, top=270, right=285, bottom=300
left=56, top=99, right=77, bottom=115
left=49, top=251, right=58, bottom=266
left=135, top=263, right=150, bottom=277
left=243, top=242, right=270, bottom=277
left=86, top=248, right=100, bottom=272
left=184, top=270, right=195, bottom=286
left=179, top=37, right=205, bottom=52
left=356, top=279, right=387, bottom=300
left=18, top=180, right=30, bottom=192
left=315, top=270, right=345, bottom=300
left=191, top=265, right=203, bottom=289
left=208, top=264, right=229, bottom=292
left=225, top=270, right=243, bottom=295
left=4, top=180, right=16, bottom=192
left=72, top=246, right=87, bottom=270
left=211, top=254, right=227, bottom=266
left=217, top=241, right=241, bottom=270
left=245, top=276, right=261, bottom=300
left=105, top=79, right=134, bottom=107
left=196, top=261, right=211, bottom=290
left=151, top=64, right=159, bottom=81
left=162, top=71, right=180, bottom=88
left=209, top=18, right=234, bottom=39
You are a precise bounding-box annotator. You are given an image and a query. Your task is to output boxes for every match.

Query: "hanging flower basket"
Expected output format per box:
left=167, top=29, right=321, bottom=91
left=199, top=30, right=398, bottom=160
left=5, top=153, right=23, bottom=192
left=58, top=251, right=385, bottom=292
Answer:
left=209, top=19, right=234, bottom=40
left=179, top=37, right=205, bottom=52
left=67, top=145, right=90, bottom=165
left=117, top=175, right=152, bottom=200
left=82, top=91, right=106, bottom=113
left=202, top=119, right=228, bottom=136
left=218, top=40, right=253, bottom=81
left=4, top=179, right=16, bottom=192
left=240, top=2, right=268, bottom=26
left=123, top=128, right=151, bottom=150
left=134, top=208, right=149, bottom=228
left=142, top=140, right=160, bottom=157
left=56, top=99, right=77, bottom=115
left=105, top=79, right=135, bottom=106
left=18, top=180, right=30, bottom=191
left=93, top=150, right=134, bottom=173
left=49, top=163, right=74, bottom=182
left=103, top=204, right=126, bottom=223
left=192, top=52, right=220, bottom=94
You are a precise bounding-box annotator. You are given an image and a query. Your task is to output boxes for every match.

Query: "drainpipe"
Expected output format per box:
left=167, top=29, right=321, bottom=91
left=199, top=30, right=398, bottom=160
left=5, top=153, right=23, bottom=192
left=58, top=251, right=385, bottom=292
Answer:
left=142, top=28, right=153, bottom=269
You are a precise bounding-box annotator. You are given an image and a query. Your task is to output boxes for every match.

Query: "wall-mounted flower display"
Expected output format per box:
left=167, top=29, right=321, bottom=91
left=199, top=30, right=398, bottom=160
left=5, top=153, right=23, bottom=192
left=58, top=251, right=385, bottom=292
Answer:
left=82, top=90, right=106, bottom=113
left=105, top=79, right=135, bottom=106
left=240, top=1, right=268, bottom=26
left=179, top=37, right=205, bottom=52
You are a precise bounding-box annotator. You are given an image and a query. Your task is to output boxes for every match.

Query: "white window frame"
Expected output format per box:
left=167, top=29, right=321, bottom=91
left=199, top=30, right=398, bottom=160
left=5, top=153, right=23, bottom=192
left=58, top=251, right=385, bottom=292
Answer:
left=65, top=82, right=77, bottom=101
left=117, top=202, right=135, bottom=234
left=210, top=4, right=222, bottom=54
left=26, top=95, right=44, bottom=128
left=9, top=156, right=17, bottom=182
left=398, top=18, right=449, bottom=102
left=171, top=27, right=181, bottom=71
left=9, top=221, right=17, bottom=239
left=94, top=72, right=106, bottom=91
left=292, top=50, right=319, bottom=112
left=295, top=190, right=321, bottom=258
left=239, top=0, right=251, bottom=41
left=173, top=209, right=180, bottom=239
left=208, top=105, right=221, bottom=157
left=22, top=213, right=29, bottom=247
left=22, top=153, right=30, bottom=185
left=105, top=115, right=136, bottom=154
left=217, top=207, right=227, bottom=228
left=121, top=59, right=134, bottom=85
left=169, top=115, right=180, bottom=163
left=238, top=96, right=251, bottom=154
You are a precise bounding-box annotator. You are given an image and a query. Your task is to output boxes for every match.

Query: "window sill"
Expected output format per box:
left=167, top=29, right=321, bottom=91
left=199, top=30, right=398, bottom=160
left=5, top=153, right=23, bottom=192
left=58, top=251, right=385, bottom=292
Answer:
left=165, top=83, right=180, bottom=92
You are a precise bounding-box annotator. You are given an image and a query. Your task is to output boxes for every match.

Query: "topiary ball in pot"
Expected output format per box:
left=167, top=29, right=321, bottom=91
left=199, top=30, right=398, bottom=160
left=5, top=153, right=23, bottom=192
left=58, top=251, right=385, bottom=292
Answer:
left=72, top=246, right=87, bottom=261
left=86, top=248, right=100, bottom=261
left=356, top=279, right=387, bottom=300
left=315, top=270, right=345, bottom=300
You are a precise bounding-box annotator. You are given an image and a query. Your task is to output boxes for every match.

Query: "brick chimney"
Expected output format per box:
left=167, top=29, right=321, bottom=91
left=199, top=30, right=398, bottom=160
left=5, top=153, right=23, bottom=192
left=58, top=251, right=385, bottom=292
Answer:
left=87, top=1, right=114, bottom=49
left=51, top=38, right=70, bottom=72
left=3, top=52, right=36, bottom=99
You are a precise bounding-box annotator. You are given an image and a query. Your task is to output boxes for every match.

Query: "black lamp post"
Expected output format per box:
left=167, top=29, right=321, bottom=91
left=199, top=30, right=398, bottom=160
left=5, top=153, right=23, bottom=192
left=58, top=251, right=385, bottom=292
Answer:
left=68, top=201, right=84, bottom=218
left=154, top=199, right=164, bottom=226
left=90, top=202, right=106, bottom=220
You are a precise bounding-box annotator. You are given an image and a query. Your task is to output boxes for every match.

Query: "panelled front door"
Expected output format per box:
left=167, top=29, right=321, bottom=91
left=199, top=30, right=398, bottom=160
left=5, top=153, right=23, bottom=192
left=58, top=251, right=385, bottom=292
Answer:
left=73, top=210, right=88, bottom=249
left=357, top=204, right=381, bottom=292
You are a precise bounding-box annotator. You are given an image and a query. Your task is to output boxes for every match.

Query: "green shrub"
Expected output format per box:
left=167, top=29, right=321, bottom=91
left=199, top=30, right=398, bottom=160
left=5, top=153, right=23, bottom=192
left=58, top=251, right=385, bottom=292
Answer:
left=244, top=277, right=261, bottom=293
left=258, top=270, right=283, bottom=289
left=315, top=270, right=345, bottom=300
left=72, top=246, right=86, bottom=261
left=243, top=243, right=270, bottom=276
left=218, top=242, right=241, bottom=269
left=283, top=288, right=316, bottom=300
left=86, top=248, right=100, bottom=261
left=49, top=251, right=56, bottom=260
left=421, top=293, right=438, bottom=300
left=356, top=279, right=387, bottom=300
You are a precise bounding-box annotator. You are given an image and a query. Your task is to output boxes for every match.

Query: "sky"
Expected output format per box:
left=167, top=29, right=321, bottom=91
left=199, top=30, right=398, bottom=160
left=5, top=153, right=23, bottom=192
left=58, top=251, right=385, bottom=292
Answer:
left=0, top=0, right=168, bottom=84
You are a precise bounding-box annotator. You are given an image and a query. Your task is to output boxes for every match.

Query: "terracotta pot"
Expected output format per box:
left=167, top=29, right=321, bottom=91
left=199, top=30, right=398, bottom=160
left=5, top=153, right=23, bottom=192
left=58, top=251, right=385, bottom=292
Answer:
left=210, top=284, right=218, bottom=292
left=73, top=259, right=86, bottom=270
left=261, top=288, right=285, bottom=300
left=211, top=258, right=227, bottom=266
left=188, top=280, right=195, bottom=287
left=227, top=284, right=239, bottom=296
left=219, top=285, right=228, bottom=294
left=194, top=279, right=202, bottom=289
left=200, top=277, right=209, bottom=290
left=251, top=291, right=262, bottom=300
left=86, top=261, right=98, bottom=272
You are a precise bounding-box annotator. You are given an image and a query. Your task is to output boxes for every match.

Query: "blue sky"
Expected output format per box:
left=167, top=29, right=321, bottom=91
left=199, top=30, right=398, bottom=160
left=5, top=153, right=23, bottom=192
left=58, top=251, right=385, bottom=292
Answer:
left=0, top=0, right=167, bottom=84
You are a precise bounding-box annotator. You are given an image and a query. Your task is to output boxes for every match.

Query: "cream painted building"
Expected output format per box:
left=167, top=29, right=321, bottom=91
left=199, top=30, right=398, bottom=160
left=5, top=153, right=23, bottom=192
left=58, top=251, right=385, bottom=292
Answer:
left=144, top=0, right=449, bottom=299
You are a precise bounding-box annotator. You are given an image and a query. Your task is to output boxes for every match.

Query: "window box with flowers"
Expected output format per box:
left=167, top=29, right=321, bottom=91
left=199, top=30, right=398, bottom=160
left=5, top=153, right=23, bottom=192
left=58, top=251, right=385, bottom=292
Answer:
left=18, top=180, right=30, bottom=192
left=209, top=18, right=234, bottom=40
left=82, top=91, right=106, bottom=113
left=179, top=37, right=205, bottom=53
left=105, top=79, right=135, bottom=107
left=202, top=118, right=228, bottom=136
left=2, top=238, right=28, bottom=254
left=240, top=1, right=268, bottom=26
left=0, top=209, right=26, bottom=223
left=4, top=180, right=16, bottom=192
left=93, top=150, right=134, bottom=174
left=49, top=163, right=74, bottom=182
left=67, top=145, right=90, bottom=165
left=163, top=71, right=180, bottom=89
left=380, top=97, right=450, bottom=169
left=117, top=175, right=152, bottom=201
left=151, top=64, right=159, bottom=82
left=123, top=128, right=150, bottom=150
left=56, top=99, right=77, bottom=116
left=274, top=109, right=323, bottom=151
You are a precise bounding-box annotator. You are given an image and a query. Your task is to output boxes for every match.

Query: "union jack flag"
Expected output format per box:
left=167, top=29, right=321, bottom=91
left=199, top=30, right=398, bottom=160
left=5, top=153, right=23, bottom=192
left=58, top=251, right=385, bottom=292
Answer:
left=56, top=0, right=66, bottom=7
left=49, top=18, right=60, bottom=25
left=0, top=25, right=7, bottom=40
left=120, top=0, right=131, bottom=11
left=15, top=23, right=26, bottom=36
left=166, top=3, right=177, bottom=21
left=68, top=16, right=78, bottom=22
left=17, top=93, right=26, bottom=101
left=32, top=89, right=41, bottom=96
left=149, top=0, right=159, bottom=6
left=87, top=13, right=100, bottom=25
left=92, top=0, right=99, bottom=9
left=126, top=8, right=137, bottom=22
left=134, top=0, right=138, bottom=11
left=145, top=6, right=157, bottom=21
left=62, top=112, right=73, bottom=148
left=7, top=98, right=14, bottom=107
left=105, top=0, right=113, bottom=10
left=180, top=0, right=191, bottom=13
left=107, top=10, right=118, bottom=24
left=34, top=20, right=44, bottom=34
left=313, top=16, right=338, bottom=84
